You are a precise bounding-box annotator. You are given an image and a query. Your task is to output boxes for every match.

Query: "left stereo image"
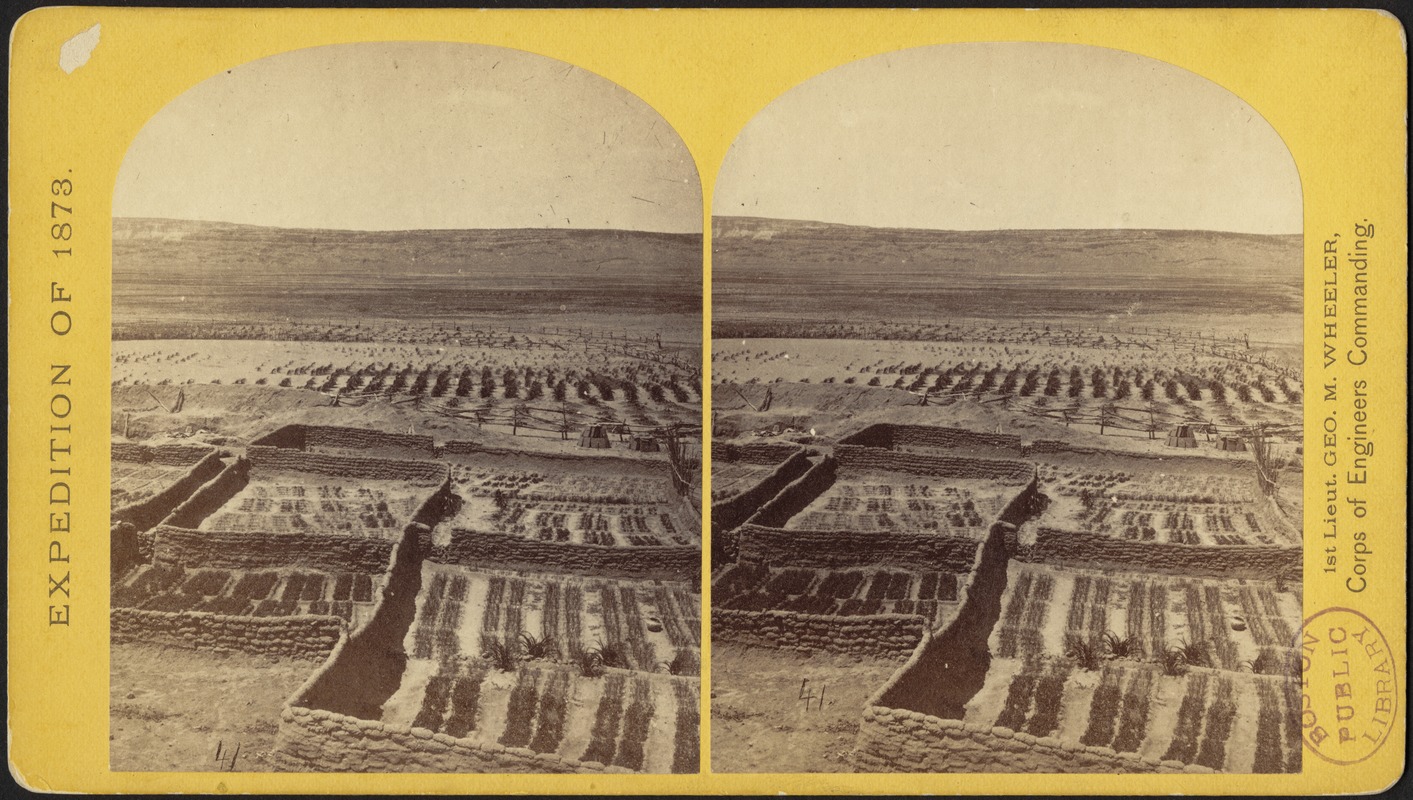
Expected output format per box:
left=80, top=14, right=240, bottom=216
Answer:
left=108, top=41, right=704, bottom=774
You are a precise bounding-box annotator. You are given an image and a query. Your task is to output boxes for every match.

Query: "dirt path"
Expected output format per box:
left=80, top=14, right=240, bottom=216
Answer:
left=710, top=642, right=904, bottom=773
left=110, top=641, right=322, bottom=772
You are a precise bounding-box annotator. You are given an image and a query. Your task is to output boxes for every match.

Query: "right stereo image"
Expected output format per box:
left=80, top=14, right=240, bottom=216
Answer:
left=709, top=42, right=1305, bottom=774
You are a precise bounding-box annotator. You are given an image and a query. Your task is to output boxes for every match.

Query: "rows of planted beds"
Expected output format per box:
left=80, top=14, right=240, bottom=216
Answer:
left=991, top=568, right=1298, bottom=671
left=112, top=564, right=374, bottom=619
left=713, top=563, right=959, bottom=619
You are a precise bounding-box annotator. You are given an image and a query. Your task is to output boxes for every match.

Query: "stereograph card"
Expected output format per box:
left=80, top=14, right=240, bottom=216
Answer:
left=6, top=8, right=1406, bottom=795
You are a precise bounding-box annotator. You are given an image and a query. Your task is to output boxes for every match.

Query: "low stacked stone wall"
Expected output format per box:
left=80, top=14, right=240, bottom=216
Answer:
left=246, top=446, right=446, bottom=483
left=430, top=530, right=698, bottom=582
left=111, top=607, right=342, bottom=659
left=712, top=451, right=812, bottom=527
left=273, top=705, right=626, bottom=774
left=834, top=445, right=1033, bottom=483
left=304, top=425, right=436, bottom=457
left=853, top=707, right=1204, bottom=774
left=113, top=451, right=227, bottom=532
left=712, top=608, right=924, bottom=659
left=112, top=441, right=215, bottom=465
left=151, top=525, right=397, bottom=573
left=714, top=441, right=806, bottom=465
left=742, top=456, right=836, bottom=529
left=839, top=424, right=1024, bottom=455
left=1019, top=527, right=1301, bottom=581
left=735, top=524, right=979, bottom=572
left=163, top=457, right=250, bottom=529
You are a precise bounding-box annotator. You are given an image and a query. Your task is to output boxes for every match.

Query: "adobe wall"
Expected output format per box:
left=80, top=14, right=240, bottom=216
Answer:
left=834, top=445, right=1033, bottom=483
left=113, top=451, right=227, bottom=532
left=246, top=446, right=446, bottom=483
left=151, top=525, right=397, bottom=573
left=1019, top=527, right=1301, bottom=581
left=163, top=457, right=250, bottom=529
left=430, top=530, right=698, bottom=583
left=111, top=607, right=341, bottom=659
left=272, top=705, right=626, bottom=774
left=735, top=524, right=979, bottom=572
left=249, top=424, right=307, bottom=449
left=853, top=708, right=1201, bottom=774
left=112, top=441, right=215, bottom=466
left=711, top=608, right=924, bottom=659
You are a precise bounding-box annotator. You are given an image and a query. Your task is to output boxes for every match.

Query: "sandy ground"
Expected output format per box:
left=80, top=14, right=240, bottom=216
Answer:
left=109, top=641, right=322, bottom=772
left=710, top=641, right=904, bottom=773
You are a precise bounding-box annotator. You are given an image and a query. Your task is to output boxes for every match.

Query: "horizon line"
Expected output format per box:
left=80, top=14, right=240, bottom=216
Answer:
left=712, top=213, right=1302, bottom=238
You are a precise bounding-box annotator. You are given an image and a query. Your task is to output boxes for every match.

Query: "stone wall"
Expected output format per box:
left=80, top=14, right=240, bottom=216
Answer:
left=714, top=441, right=806, bottom=465
left=304, top=425, right=437, bottom=457
left=853, top=707, right=1203, bottom=774
left=112, top=441, right=215, bottom=466
left=272, top=705, right=625, bottom=774
left=111, top=607, right=341, bottom=659
left=839, top=423, right=1024, bottom=455
left=735, top=524, right=980, bottom=572
left=246, top=446, right=446, bottom=483
left=712, top=608, right=923, bottom=658
left=834, top=445, right=1033, bottom=483
left=744, top=456, right=837, bottom=529
left=1020, top=527, right=1302, bottom=581
left=112, top=451, right=227, bottom=532
left=712, top=450, right=812, bottom=522
left=151, top=525, right=397, bottom=573
left=430, top=529, right=699, bottom=582
left=249, top=424, right=307, bottom=450
left=163, top=457, right=250, bottom=529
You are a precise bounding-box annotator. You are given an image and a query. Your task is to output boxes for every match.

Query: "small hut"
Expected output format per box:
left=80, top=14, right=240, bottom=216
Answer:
left=1217, top=436, right=1247, bottom=452
left=1165, top=424, right=1199, bottom=448
left=578, top=423, right=611, bottom=449
left=629, top=435, right=660, bottom=452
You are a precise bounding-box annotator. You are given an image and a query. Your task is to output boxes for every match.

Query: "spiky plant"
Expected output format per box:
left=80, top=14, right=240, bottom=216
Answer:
left=1243, top=648, right=1286, bottom=676
left=591, top=641, right=631, bottom=670
left=481, top=636, right=521, bottom=672
left=1178, top=639, right=1212, bottom=669
left=519, top=632, right=558, bottom=661
left=1160, top=646, right=1190, bottom=677
left=1064, top=633, right=1103, bottom=672
left=572, top=647, right=604, bottom=678
left=659, top=649, right=699, bottom=676
left=1101, top=630, right=1143, bottom=661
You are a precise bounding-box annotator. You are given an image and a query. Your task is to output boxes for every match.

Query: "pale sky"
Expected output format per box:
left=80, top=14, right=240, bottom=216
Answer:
left=115, top=42, right=701, bottom=233
left=715, top=43, right=1301, bottom=234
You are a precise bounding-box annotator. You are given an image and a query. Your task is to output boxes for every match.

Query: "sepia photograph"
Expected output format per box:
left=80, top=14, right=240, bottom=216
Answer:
left=108, top=41, right=703, bottom=774
left=709, top=43, right=1304, bottom=774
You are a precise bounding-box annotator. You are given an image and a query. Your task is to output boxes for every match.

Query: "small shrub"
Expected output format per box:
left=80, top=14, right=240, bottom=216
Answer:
left=519, top=632, right=558, bottom=661
left=1102, top=630, right=1143, bottom=661
left=659, top=649, right=699, bottom=676
left=592, top=641, right=631, bottom=670
left=1178, top=639, right=1212, bottom=669
left=572, top=647, right=605, bottom=678
left=1160, top=647, right=1190, bottom=676
left=481, top=636, right=521, bottom=672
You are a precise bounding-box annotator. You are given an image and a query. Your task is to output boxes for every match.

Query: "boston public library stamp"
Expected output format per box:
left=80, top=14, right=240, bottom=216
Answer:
left=6, top=7, right=1407, bottom=796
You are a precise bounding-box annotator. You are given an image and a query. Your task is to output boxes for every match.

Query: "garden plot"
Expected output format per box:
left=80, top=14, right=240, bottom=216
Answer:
left=962, top=657, right=1301, bottom=773
left=1038, top=462, right=1298, bottom=546
left=784, top=472, right=1007, bottom=537
left=445, top=462, right=696, bottom=547
left=112, top=563, right=381, bottom=626
left=201, top=472, right=427, bottom=538
left=111, top=460, right=199, bottom=508
left=380, top=660, right=699, bottom=774
left=403, top=563, right=699, bottom=674
left=989, top=564, right=1301, bottom=671
left=713, top=562, right=963, bottom=628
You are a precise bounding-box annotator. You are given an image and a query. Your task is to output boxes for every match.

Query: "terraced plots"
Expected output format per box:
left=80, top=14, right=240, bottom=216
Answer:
left=113, top=564, right=380, bottom=625
left=713, top=563, right=961, bottom=627
left=1039, top=462, right=1299, bottom=547
left=203, top=474, right=429, bottom=538
left=445, top=460, right=697, bottom=547
left=785, top=476, right=1003, bottom=536
left=112, top=458, right=205, bottom=508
